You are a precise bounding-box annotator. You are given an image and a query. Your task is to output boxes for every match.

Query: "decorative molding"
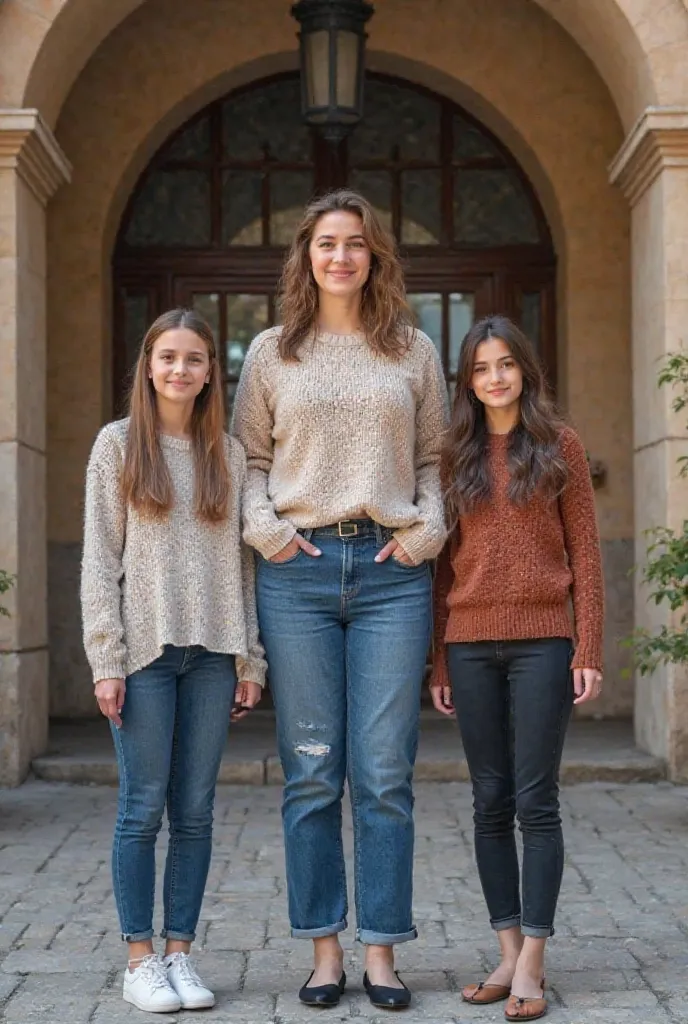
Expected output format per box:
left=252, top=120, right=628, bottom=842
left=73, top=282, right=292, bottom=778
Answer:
left=0, top=109, right=71, bottom=206
left=609, top=107, right=688, bottom=207
left=614, top=105, right=688, bottom=205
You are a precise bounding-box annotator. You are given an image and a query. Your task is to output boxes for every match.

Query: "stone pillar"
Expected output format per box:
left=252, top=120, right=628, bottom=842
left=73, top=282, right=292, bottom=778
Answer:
left=610, top=108, right=688, bottom=780
left=0, top=111, right=71, bottom=786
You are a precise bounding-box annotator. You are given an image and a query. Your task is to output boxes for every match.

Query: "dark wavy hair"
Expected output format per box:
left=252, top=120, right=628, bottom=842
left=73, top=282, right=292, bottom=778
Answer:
left=278, top=189, right=414, bottom=360
left=443, top=314, right=567, bottom=523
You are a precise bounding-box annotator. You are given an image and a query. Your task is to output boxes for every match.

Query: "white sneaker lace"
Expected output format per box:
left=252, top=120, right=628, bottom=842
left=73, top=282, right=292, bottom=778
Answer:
left=166, top=952, right=204, bottom=987
left=130, top=954, right=172, bottom=992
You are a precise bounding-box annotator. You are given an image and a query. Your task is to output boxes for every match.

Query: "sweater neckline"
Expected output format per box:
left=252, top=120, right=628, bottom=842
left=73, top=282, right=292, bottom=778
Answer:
left=312, top=330, right=367, bottom=348
left=159, top=433, right=192, bottom=451
left=486, top=431, right=512, bottom=448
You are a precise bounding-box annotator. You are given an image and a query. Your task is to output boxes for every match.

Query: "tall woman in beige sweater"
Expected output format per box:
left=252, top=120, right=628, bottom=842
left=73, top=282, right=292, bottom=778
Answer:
left=233, top=190, right=449, bottom=1010
left=81, top=309, right=266, bottom=1014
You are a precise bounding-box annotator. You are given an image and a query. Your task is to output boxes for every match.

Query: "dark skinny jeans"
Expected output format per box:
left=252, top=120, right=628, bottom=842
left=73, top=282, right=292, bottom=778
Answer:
left=448, top=638, right=573, bottom=938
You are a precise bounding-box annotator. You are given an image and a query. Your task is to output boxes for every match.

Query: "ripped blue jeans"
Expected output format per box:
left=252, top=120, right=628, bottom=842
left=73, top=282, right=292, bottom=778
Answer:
left=256, top=522, right=432, bottom=945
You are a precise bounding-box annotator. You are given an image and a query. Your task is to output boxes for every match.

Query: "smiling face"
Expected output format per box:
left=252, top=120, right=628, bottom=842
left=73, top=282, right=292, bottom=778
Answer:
left=148, top=327, right=211, bottom=406
left=308, top=210, right=372, bottom=301
left=471, top=335, right=524, bottom=414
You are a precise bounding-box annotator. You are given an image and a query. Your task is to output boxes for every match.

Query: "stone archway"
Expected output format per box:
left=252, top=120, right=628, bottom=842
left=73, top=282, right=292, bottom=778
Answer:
left=43, top=0, right=631, bottom=717
left=1, top=0, right=688, bottom=781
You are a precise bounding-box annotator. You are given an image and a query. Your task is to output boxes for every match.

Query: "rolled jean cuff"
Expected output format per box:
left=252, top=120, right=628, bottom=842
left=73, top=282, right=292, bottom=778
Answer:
left=160, top=929, right=196, bottom=941
left=491, top=916, right=521, bottom=932
left=521, top=923, right=555, bottom=939
left=121, top=929, right=155, bottom=942
left=291, top=918, right=347, bottom=940
left=356, top=925, right=418, bottom=946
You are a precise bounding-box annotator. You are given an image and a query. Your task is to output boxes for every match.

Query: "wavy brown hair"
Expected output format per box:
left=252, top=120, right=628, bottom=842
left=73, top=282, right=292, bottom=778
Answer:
left=278, top=189, right=414, bottom=360
left=121, top=308, right=230, bottom=523
left=444, top=315, right=567, bottom=524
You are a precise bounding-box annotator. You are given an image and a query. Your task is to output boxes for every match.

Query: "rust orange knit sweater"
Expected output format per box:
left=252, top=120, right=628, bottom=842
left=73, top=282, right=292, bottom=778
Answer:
left=431, top=426, right=605, bottom=689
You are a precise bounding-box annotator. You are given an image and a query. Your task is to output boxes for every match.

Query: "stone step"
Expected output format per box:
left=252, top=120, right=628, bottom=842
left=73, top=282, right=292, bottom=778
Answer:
left=32, top=714, right=665, bottom=785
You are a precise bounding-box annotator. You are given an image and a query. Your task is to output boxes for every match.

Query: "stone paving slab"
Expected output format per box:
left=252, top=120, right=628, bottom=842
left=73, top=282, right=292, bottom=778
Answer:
left=1, top=779, right=687, bottom=1023
left=32, top=715, right=664, bottom=785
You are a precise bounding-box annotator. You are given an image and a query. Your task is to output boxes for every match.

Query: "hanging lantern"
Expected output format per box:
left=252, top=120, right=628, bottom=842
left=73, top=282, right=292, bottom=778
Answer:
left=291, top=0, right=374, bottom=143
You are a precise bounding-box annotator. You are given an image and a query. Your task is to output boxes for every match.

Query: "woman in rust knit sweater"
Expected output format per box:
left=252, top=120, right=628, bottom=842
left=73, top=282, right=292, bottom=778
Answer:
left=430, top=315, right=604, bottom=1022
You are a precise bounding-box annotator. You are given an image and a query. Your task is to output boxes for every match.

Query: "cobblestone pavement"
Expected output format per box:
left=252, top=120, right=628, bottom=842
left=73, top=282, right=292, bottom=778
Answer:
left=0, top=780, right=687, bottom=1023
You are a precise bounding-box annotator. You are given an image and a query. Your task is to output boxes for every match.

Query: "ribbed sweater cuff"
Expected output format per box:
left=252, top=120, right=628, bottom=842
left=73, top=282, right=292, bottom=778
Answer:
left=571, top=639, right=603, bottom=672
left=393, top=524, right=445, bottom=565
left=429, top=648, right=450, bottom=691
left=91, top=659, right=126, bottom=683
left=236, top=657, right=267, bottom=688
left=247, top=522, right=297, bottom=561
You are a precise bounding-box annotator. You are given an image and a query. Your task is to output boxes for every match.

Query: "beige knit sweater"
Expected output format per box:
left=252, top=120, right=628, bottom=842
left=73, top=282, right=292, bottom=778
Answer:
left=232, top=328, right=449, bottom=563
left=81, top=419, right=267, bottom=686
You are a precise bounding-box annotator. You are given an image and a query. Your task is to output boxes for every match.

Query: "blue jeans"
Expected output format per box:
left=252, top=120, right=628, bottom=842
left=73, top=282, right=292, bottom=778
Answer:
left=256, top=522, right=432, bottom=945
left=448, top=638, right=573, bottom=938
left=110, top=645, right=236, bottom=942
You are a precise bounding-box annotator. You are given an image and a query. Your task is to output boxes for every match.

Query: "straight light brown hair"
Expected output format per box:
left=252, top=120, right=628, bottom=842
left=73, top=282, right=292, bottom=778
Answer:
left=443, top=315, right=567, bottom=524
left=121, top=308, right=230, bottom=523
left=278, top=189, right=414, bottom=360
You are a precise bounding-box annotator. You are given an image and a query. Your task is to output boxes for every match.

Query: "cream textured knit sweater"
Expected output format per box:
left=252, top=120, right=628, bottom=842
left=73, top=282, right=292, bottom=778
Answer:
left=232, top=328, right=449, bottom=563
left=81, top=419, right=267, bottom=686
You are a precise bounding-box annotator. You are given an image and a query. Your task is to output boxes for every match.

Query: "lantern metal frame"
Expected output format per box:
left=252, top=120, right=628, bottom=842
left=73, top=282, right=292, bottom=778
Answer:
left=291, top=0, right=374, bottom=142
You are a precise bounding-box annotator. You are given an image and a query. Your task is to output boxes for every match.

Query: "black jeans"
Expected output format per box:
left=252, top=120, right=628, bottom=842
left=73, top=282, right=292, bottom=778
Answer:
left=448, top=638, right=573, bottom=938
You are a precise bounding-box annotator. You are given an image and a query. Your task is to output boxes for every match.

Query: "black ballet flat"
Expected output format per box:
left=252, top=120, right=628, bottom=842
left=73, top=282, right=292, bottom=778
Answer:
left=363, top=971, right=412, bottom=1010
left=298, top=970, right=346, bottom=1007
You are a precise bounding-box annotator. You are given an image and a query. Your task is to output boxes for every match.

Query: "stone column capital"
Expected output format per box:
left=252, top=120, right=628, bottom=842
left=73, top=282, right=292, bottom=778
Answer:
left=0, top=109, right=71, bottom=206
left=609, top=106, right=688, bottom=206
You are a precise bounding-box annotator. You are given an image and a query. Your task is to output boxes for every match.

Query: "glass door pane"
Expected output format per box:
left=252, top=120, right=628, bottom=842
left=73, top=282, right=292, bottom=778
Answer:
left=408, top=293, right=442, bottom=356
left=225, top=294, right=269, bottom=410
left=448, top=292, right=475, bottom=375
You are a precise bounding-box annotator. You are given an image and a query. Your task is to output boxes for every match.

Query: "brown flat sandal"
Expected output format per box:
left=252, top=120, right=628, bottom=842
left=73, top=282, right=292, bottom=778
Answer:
left=461, top=981, right=511, bottom=1004
left=504, top=979, right=547, bottom=1021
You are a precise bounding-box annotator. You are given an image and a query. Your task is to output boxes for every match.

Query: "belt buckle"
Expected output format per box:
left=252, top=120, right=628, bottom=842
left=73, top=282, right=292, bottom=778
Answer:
left=338, top=520, right=358, bottom=538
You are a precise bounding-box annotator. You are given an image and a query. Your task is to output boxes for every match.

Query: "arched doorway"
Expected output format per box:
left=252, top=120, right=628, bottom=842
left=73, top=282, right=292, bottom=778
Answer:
left=113, top=72, right=555, bottom=408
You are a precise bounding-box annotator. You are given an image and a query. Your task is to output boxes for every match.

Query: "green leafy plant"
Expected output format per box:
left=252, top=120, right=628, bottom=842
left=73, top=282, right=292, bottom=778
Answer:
left=0, top=570, right=15, bottom=618
left=629, top=351, right=688, bottom=674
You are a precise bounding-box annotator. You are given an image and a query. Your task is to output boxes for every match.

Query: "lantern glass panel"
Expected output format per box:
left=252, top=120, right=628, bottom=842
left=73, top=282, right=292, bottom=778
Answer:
left=335, top=30, right=359, bottom=110
left=305, top=30, right=330, bottom=112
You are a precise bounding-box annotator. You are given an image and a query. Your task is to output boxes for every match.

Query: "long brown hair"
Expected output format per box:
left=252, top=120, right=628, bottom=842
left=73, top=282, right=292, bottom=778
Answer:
left=444, top=315, right=567, bottom=523
left=121, top=308, right=230, bottom=523
left=278, top=189, right=414, bottom=360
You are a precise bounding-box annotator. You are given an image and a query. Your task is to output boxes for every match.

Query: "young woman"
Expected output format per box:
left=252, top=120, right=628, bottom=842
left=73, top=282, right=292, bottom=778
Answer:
left=233, top=189, right=448, bottom=1010
left=431, top=315, right=604, bottom=1022
left=81, top=308, right=266, bottom=1014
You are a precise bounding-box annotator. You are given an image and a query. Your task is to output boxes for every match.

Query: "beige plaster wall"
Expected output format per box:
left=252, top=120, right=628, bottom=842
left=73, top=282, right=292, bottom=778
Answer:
left=41, top=0, right=635, bottom=716
left=2, top=0, right=688, bottom=134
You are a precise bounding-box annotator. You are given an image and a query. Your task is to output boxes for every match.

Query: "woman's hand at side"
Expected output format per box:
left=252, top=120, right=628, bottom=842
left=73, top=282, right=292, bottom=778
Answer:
left=231, top=681, right=263, bottom=722
left=429, top=677, right=455, bottom=717
left=573, top=668, right=603, bottom=704
left=95, top=678, right=126, bottom=728
left=269, top=534, right=321, bottom=563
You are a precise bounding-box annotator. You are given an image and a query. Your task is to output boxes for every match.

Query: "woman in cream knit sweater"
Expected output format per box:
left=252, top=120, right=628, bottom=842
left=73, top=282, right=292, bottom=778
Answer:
left=81, top=308, right=266, bottom=1014
left=233, top=189, right=449, bottom=1010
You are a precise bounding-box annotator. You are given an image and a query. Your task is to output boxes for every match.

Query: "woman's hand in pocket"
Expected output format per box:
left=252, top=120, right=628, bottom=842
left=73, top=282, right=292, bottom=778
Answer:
left=231, top=681, right=263, bottom=722
left=269, top=534, right=321, bottom=563
left=94, top=678, right=126, bottom=728
left=375, top=538, right=414, bottom=565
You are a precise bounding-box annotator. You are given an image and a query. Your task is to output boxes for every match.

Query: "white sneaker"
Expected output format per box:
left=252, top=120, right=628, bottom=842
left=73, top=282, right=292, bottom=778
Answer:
left=123, top=953, right=182, bottom=1013
left=165, top=952, right=215, bottom=1009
